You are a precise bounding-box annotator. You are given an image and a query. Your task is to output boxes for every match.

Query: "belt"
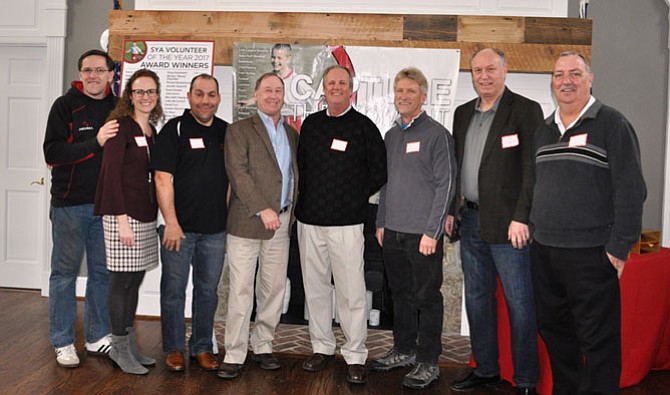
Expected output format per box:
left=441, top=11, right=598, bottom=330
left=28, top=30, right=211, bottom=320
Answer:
left=465, top=200, right=479, bottom=210
left=278, top=205, right=290, bottom=214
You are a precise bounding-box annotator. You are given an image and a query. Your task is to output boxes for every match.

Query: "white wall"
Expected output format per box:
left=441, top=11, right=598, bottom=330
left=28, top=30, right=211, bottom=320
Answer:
left=136, top=0, right=567, bottom=16
left=0, top=0, right=67, bottom=293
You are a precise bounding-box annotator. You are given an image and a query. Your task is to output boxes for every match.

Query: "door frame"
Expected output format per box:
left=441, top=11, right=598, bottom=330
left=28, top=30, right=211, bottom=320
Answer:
left=0, top=0, right=67, bottom=295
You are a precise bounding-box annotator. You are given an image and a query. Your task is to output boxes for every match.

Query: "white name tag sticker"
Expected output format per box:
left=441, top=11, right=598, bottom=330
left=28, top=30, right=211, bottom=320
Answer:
left=569, top=133, right=588, bottom=147
left=189, top=138, right=205, bottom=149
left=406, top=141, right=421, bottom=153
left=134, top=136, right=148, bottom=147
left=331, top=138, right=348, bottom=152
left=501, top=134, right=519, bottom=149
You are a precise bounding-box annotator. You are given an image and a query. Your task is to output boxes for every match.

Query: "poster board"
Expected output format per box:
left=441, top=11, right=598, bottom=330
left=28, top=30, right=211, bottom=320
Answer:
left=120, top=40, right=215, bottom=120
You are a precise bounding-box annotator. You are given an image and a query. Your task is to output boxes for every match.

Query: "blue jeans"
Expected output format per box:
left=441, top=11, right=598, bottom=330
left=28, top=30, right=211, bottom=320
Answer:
left=382, top=229, right=444, bottom=364
left=460, top=206, right=539, bottom=387
left=159, top=227, right=225, bottom=355
left=49, top=204, right=110, bottom=348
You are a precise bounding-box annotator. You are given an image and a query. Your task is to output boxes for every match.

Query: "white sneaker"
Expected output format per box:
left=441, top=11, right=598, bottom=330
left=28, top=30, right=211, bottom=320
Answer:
left=85, top=333, right=112, bottom=355
left=55, top=344, right=80, bottom=368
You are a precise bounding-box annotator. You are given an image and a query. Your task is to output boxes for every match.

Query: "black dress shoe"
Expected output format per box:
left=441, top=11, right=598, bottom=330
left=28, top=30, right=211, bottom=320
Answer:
left=451, top=371, right=501, bottom=391
left=346, top=364, right=367, bottom=384
left=217, top=362, right=242, bottom=379
left=516, top=387, right=537, bottom=395
left=251, top=353, right=280, bottom=370
left=302, top=353, right=335, bottom=372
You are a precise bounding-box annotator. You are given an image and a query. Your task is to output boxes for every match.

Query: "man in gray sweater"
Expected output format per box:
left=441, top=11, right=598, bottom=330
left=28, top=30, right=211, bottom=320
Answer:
left=373, top=67, right=456, bottom=390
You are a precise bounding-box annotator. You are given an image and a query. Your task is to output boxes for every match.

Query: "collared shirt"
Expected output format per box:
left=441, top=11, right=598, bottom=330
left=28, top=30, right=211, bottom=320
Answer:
left=554, top=95, right=596, bottom=135
left=258, top=110, right=293, bottom=208
left=399, top=111, right=424, bottom=130
left=326, top=104, right=352, bottom=118
left=460, top=95, right=502, bottom=203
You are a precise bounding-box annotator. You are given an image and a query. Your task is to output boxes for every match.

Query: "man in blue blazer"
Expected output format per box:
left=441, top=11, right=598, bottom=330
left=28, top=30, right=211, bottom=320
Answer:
left=447, top=48, right=543, bottom=395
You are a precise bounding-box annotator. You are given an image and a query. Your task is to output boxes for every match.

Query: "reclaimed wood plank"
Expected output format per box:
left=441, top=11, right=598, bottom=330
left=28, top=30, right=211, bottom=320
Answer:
left=108, top=10, right=592, bottom=73
left=457, top=16, right=525, bottom=43
left=404, top=15, right=457, bottom=41
left=525, top=17, right=592, bottom=45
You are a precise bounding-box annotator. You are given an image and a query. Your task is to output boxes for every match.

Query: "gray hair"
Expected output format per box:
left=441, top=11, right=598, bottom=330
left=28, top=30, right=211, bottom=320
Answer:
left=470, top=48, right=507, bottom=68
left=557, top=51, right=592, bottom=73
left=394, top=67, right=428, bottom=95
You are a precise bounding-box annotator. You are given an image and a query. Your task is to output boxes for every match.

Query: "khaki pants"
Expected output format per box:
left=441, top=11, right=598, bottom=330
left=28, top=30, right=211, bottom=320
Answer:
left=223, top=210, right=291, bottom=364
left=297, top=221, right=368, bottom=365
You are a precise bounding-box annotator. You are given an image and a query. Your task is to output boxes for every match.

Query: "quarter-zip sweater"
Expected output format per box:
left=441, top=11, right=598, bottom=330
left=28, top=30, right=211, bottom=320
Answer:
left=376, top=111, right=457, bottom=239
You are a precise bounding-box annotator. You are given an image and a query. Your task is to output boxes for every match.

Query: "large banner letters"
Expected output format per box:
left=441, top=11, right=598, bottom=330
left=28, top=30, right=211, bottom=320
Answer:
left=233, top=43, right=461, bottom=135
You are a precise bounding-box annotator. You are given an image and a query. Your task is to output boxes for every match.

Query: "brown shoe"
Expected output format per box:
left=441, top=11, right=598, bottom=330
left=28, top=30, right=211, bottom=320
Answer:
left=347, top=364, right=367, bottom=384
left=302, top=353, right=334, bottom=372
left=192, top=351, right=220, bottom=371
left=165, top=351, right=185, bottom=372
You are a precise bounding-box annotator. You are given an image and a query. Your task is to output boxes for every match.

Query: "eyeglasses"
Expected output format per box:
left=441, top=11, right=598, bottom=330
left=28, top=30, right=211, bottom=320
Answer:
left=80, top=67, right=110, bottom=75
left=131, top=89, right=158, bottom=97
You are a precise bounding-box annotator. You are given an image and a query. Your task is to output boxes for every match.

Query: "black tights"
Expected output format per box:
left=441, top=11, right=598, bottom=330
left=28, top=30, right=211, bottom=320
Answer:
left=108, top=271, right=145, bottom=336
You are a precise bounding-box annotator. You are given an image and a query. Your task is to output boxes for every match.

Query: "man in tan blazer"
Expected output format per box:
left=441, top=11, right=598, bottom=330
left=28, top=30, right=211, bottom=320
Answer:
left=218, top=73, right=299, bottom=379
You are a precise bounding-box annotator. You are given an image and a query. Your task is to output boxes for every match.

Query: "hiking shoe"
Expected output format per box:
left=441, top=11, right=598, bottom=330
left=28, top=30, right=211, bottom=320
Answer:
left=370, top=348, right=415, bottom=371
left=403, top=362, right=440, bottom=389
left=85, top=333, right=112, bottom=355
left=55, top=344, right=80, bottom=368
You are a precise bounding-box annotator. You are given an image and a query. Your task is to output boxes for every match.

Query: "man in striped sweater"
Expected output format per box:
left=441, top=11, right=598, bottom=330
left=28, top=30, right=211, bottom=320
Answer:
left=530, top=51, right=646, bottom=395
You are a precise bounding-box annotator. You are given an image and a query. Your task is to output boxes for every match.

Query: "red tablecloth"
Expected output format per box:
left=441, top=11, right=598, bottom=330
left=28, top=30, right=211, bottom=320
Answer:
left=471, top=247, right=670, bottom=394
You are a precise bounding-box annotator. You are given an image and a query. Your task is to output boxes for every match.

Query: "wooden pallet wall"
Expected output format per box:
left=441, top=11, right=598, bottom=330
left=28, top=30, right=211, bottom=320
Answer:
left=108, top=11, right=591, bottom=73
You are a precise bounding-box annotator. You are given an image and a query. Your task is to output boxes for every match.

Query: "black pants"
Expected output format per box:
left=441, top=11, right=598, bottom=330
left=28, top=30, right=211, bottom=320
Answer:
left=382, top=229, right=444, bottom=364
left=109, top=271, right=146, bottom=336
left=531, top=241, right=621, bottom=395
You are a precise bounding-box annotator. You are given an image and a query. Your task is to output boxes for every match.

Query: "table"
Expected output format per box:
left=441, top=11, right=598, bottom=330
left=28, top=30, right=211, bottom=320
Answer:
left=472, top=247, right=670, bottom=394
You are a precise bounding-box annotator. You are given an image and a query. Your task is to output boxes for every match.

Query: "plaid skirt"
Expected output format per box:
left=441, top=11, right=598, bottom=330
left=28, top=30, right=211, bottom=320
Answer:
left=102, top=215, right=158, bottom=272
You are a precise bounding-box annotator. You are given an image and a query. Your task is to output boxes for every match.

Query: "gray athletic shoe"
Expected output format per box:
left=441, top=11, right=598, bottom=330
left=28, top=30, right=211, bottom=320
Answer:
left=370, top=348, right=416, bottom=371
left=403, top=362, right=440, bottom=389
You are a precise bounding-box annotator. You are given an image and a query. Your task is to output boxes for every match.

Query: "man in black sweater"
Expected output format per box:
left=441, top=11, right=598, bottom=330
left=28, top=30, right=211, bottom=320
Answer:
left=295, top=65, right=387, bottom=385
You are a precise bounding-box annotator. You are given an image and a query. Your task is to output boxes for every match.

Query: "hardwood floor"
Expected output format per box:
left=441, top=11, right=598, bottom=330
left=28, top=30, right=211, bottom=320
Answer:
left=1, top=288, right=668, bottom=395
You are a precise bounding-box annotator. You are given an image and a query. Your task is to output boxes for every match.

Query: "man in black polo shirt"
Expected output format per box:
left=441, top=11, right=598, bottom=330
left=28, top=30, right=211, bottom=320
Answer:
left=151, top=74, right=229, bottom=373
